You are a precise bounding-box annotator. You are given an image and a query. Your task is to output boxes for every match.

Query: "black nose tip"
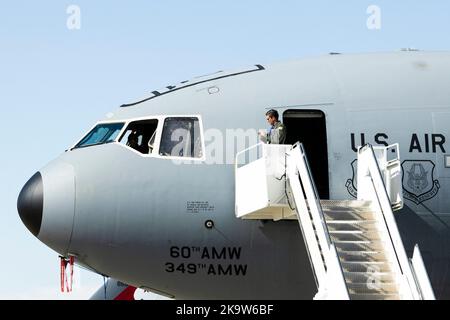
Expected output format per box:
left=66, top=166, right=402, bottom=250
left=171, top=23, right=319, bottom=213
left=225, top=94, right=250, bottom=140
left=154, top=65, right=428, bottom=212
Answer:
left=17, top=172, right=43, bottom=237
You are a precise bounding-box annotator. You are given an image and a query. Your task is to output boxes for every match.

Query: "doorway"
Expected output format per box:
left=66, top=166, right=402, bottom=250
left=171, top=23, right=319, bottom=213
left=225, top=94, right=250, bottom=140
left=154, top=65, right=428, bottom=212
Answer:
left=283, top=110, right=329, bottom=199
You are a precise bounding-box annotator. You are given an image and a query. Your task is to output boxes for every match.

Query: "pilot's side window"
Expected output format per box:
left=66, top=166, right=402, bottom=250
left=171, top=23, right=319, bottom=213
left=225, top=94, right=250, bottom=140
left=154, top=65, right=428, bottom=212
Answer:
left=159, top=117, right=203, bottom=158
left=119, top=119, right=159, bottom=154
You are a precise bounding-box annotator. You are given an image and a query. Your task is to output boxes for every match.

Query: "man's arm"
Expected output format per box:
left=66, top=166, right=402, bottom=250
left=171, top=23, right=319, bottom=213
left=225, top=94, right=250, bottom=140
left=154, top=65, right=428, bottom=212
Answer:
left=258, top=129, right=268, bottom=143
left=278, top=124, right=286, bottom=144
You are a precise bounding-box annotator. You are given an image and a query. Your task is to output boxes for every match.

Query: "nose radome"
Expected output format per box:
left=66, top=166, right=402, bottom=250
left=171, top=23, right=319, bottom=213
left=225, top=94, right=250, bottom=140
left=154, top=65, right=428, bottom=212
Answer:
left=17, top=172, right=43, bottom=237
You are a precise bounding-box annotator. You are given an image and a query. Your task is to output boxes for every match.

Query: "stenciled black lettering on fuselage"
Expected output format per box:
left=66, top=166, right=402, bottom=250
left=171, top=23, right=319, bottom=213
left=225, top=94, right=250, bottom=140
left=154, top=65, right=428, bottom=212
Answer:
left=164, top=246, right=247, bottom=277
left=409, top=133, right=446, bottom=153
left=350, top=133, right=447, bottom=154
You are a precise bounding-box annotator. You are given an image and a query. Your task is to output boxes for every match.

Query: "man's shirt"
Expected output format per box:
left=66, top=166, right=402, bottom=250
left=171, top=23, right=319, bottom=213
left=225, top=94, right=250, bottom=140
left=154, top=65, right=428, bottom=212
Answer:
left=267, top=121, right=286, bottom=144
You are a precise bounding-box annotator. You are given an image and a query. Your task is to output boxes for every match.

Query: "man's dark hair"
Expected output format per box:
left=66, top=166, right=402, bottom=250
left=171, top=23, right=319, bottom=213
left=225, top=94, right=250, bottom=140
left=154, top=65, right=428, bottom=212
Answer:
left=265, top=109, right=279, bottom=120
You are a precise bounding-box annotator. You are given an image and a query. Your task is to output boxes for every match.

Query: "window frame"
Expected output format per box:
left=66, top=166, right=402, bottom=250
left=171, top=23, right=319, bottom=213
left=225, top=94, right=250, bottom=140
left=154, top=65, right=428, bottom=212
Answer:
left=117, top=117, right=161, bottom=156
left=158, top=116, right=205, bottom=160
left=71, top=115, right=205, bottom=161
left=154, top=115, right=205, bottom=161
left=71, top=121, right=126, bottom=150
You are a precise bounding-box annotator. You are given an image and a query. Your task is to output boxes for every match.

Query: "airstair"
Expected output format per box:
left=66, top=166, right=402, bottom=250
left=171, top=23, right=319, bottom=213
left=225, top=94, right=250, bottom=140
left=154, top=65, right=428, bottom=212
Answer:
left=235, top=142, right=435, bottom=300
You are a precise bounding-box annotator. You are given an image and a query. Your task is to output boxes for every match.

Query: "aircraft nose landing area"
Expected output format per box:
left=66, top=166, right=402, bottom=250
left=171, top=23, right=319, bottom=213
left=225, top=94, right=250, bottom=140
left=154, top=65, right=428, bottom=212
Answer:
left=17, top=172, right=43, bottom=237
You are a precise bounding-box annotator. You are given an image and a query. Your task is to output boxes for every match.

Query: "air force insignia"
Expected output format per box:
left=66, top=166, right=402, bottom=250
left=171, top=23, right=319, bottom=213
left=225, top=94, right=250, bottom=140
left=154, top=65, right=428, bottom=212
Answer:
left=346, top=159, right=440, bottom=204
left=401, top=160, right=440, bottom=205
left=346, top=159, right=358, bottom=198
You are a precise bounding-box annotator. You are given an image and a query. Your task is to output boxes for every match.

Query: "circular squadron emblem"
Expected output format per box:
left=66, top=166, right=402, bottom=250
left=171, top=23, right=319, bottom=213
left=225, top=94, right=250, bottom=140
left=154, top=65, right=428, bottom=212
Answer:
left=346, top=159, right=441, bottom=205
left=401, top=160, right=440, bottom=205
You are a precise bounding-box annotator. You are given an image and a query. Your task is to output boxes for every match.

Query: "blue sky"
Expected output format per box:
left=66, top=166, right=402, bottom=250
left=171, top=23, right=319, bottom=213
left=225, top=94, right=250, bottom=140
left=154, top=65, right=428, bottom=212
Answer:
left=1, top=1, right=450, bottom=299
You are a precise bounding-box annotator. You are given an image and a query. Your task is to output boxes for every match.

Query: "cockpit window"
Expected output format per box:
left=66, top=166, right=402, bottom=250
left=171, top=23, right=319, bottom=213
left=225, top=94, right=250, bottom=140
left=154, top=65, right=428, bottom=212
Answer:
left=119, top=119, right=159, bottom=154
left=74, top=123, right=124, bottom=149
left=159, top=117, right=202, bottom=158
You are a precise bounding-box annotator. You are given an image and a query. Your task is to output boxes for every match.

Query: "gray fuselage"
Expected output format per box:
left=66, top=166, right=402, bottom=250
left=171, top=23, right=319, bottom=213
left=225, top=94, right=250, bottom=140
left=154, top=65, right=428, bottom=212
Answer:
left=19, top=51, right=450, bottom=299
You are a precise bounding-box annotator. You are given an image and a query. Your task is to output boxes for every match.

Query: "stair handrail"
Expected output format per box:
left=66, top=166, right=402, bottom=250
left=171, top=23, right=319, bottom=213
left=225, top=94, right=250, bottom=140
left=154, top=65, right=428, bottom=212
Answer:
left=291, top=143, right=332, bottom=249
left=372, top=143, right=404, bottom=210
left=287, top=142, right=349, bottom=299
left=409, top=244, right=436, bottom=300
left=286, top=149, right=326, bottom=288
left=357, top=144, right=421, bottom=299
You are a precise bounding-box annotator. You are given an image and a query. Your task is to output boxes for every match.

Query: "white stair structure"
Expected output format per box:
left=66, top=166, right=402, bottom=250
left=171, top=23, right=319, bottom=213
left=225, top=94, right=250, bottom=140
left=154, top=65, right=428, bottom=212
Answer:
left=235, top=142, right=435, bottom=300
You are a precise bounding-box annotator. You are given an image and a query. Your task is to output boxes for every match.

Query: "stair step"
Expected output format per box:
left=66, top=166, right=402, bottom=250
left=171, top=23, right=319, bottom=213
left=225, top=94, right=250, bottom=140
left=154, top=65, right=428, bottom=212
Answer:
left=320, top=200, right=373, bottom=209
left=324, top=211, right=375, bottom=221
left=326, top=222, right=379, bottom=232
left=325, top=220, right=378, bottom=225
left=349, top=293, right=400, bottom=300
left=329, top=231, right=381, bottom=242
left=341, top=261, right=392, bottom=273
left=333, top=240, right=385, bottom=252
left=329, top=230, right=376, bottom=234
left=322, top=208, right=374, bottom=215
left=344, top=271, right=395, bottom=284
left=347, top=283, right=399, bottom=295
left=337, top=251, right=387, bottom=262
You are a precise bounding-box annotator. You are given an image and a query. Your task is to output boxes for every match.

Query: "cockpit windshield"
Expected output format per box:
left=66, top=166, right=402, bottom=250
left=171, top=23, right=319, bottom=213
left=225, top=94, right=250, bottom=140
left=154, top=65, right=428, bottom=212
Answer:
left=74, top=123, right=124, bottom=149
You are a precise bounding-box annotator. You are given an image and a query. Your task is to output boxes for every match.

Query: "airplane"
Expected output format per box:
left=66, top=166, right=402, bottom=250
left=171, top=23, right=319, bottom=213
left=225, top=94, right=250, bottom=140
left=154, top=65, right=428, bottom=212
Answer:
left=17, top=50, right=450, bottom=300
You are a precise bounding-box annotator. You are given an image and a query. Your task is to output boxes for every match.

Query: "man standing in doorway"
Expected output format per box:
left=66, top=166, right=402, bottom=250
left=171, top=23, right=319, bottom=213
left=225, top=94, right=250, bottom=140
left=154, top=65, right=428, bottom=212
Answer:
left=260, top=109, right=287, bottom=144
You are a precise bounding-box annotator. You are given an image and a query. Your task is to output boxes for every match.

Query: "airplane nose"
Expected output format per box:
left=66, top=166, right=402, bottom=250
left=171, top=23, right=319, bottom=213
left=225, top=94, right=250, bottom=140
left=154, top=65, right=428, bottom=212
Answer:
left=18, top=161, right=76, bottom=255
left=17, top=172, right=43, bottom=237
